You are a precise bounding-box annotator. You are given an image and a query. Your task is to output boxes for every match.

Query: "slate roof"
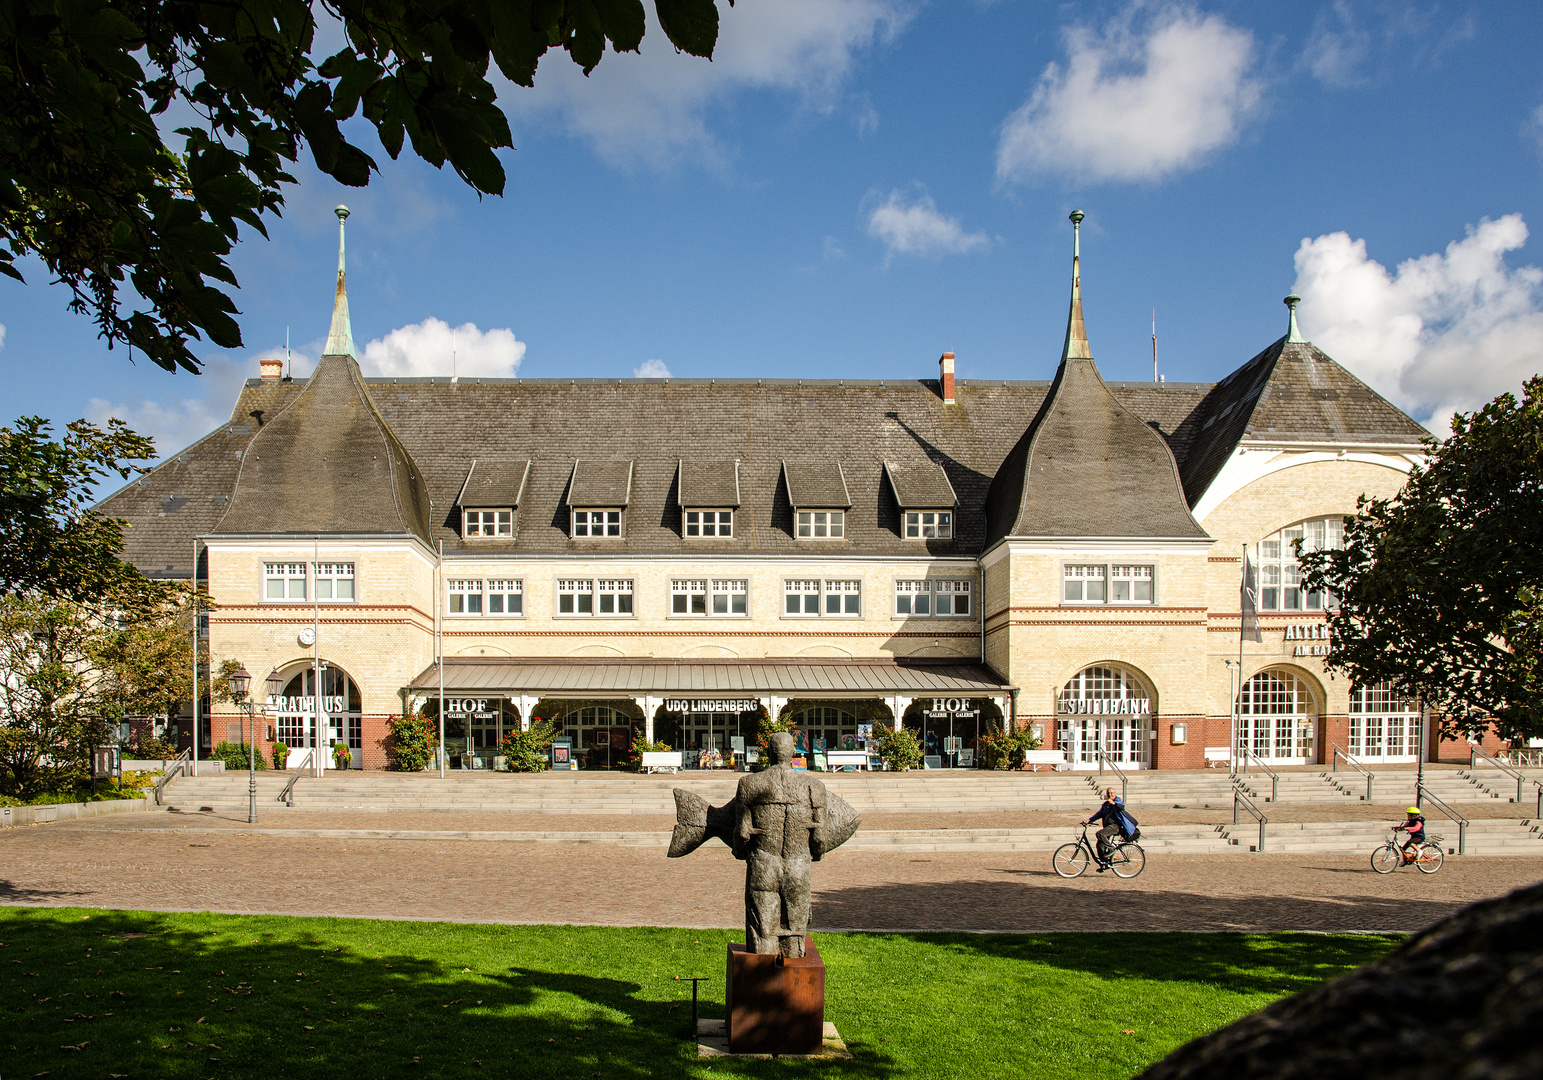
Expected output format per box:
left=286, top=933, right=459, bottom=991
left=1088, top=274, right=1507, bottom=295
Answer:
left=883, top=460, right=958, bottom=508
left=456, top=458, right=531, bottom=507
left=782, top=460, right=852, bottom=509
left=1175, top=338, right=1430, bottom=506
left=213, top=354, right=433, bottom=543
left=678, top=460, right=741, bottom=507
left=568, top=459, right=634, bottom=506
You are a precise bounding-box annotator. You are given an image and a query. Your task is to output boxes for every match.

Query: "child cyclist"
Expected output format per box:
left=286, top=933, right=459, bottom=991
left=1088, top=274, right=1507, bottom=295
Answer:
left=1393, top=806, right=1426, bottom=862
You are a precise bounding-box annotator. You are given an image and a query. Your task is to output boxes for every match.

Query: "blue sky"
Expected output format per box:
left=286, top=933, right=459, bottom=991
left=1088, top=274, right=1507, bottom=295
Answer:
left=4, top=0, right=1542, bottom=460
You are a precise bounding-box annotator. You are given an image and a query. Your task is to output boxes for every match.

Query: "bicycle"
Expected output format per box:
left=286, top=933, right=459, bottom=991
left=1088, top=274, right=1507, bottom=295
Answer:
left=1370, top=829, right=1444, bottom=874
left=1053, top=823, right=1146, bottom=879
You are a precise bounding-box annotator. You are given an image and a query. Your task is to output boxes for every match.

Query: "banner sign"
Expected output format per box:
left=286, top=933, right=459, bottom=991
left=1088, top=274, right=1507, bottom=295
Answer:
left=267, top=695, right=347, bottom=714
left=1058, top=698, right=1152, bottom=716
left=663, top=699, right=759, bottom=713
left=444, top=697, right=502, bottom=722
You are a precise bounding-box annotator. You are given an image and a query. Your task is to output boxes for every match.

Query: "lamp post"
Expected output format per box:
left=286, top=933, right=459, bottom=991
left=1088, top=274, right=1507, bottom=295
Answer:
left=228, top=665, right=257, bottom=824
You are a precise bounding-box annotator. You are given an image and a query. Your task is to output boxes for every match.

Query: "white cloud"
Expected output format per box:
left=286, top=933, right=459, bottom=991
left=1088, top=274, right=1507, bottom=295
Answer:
left=1302, top=0, right=1373, bottom=87
left=996, top=4, right=1261, bottom=184
left=634, top=358, right=671, bottom=378
left=866, top=190, right=988, bottom=260
left=1529, top=102, right=1543, bottom=156
left=505, top=0, right=909, bottom=169
left=358, top=318, right=525, bottom=379
left=1291, top=214, right=1543, bottom=434
left=87, top=356, right=251, bottom=460
left=0, top=323, right=6, bottom=351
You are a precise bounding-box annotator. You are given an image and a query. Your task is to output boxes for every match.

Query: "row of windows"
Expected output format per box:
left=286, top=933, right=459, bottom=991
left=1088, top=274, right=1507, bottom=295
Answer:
left=1255, top=517, right=1345, bottom=611
left=462, top=507, right=958, bottom=543
left=1063, top=564, right=1155, bottom=604
left=264, top=563, right=355, bottom=600
left=438, top=577, right=973, bottom=619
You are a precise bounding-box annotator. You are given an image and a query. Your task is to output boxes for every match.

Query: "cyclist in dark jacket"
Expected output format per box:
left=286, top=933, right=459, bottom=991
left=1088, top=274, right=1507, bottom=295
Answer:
left=1083, top=788, right=1128, bottom=869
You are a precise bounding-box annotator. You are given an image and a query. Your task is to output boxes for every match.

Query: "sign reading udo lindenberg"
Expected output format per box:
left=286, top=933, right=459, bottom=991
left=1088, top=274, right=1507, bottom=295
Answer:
left=663, top=699, right=760, bottom=713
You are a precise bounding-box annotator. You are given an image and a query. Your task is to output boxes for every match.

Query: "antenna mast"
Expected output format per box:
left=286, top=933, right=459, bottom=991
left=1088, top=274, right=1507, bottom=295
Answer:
left=1151, top=308, right=1158, bottom=383
left=285, top=327, right=291, bottom=378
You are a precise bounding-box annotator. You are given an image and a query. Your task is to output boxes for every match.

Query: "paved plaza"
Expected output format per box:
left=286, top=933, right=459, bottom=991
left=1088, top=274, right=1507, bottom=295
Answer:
left=3, top=810, right=1539, bottom=933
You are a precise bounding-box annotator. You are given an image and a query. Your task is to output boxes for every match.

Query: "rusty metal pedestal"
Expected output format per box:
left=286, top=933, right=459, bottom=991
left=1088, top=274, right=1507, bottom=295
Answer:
left=725, top=936, right=826, bottom=1055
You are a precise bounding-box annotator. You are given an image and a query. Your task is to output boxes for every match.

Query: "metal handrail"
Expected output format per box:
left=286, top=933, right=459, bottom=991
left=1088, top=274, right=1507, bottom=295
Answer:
left=1415, top=784, right=1470, bottom=855
left=1469, top=748, right=1525, bottom=803
left=152, top=747, right=193, bottom=805
left=277, top=749, right=312, bottom=807
left=1094, top=749, right=1129, bottom=805
left=1330, top=743, right=1375, bottom=801
left=1237, top=745, right=1279, bottom=802
left=1231, top=781, right=1268, bottom=852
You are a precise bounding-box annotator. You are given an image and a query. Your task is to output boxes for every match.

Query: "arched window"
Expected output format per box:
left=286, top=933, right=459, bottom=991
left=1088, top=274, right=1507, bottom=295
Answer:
left=1239, top=669, right=1317, bottom=762
left=1255, top=516, right=1345, bottom=611
left=1056, top=666, right=1152, bottom=768
left=1350, top=683, right=1420, bottom=762
left=273, top=665, right=362, bottom=764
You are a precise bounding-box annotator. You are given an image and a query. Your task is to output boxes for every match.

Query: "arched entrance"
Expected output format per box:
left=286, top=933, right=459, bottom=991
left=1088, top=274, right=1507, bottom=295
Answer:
left=1349, top=682, right=1420, bottom=763
left=791, top=706, right=859, bottom=755
left=270, top=662, right=362, bottom=769
left=1239, top=669, right=1317, bottom=764
left=1057, top=666, right=1153, bottom=770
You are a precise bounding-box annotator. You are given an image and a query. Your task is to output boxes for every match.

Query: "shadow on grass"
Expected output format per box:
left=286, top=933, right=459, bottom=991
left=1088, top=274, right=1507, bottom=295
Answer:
left=0, top=878, right=92, bottom=902
left=0, top=907, right=900, bottom=1080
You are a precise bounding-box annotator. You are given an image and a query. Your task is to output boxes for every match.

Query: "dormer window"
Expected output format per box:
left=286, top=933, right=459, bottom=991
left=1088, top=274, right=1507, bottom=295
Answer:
left=797, top=511, right=844, bottom=539
left=573, top=509, right=621, bottom=537
left=782, top=460, right=851, bottom=542
left=685, top=510, right=733, bottom=537
left=464, top=509, right=512, bottom=537
left=904, top=511, right=952, bottom=539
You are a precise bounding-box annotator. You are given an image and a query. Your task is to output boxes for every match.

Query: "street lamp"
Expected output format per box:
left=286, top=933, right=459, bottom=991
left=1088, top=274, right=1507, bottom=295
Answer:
left=228, top=664, right=257, bottom=824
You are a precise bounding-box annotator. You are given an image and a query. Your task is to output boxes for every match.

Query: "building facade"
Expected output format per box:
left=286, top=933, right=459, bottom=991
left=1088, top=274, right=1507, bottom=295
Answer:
left=101, top=210, right=1463, bottom=772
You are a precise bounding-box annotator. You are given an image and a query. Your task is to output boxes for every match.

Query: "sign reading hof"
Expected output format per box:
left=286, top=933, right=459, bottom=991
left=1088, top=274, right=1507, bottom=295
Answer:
left=668, top=732, right=860, bottom=1055
left=444, top=697, right=501, bottom=721
left=663, top=698, right=759, bottom=713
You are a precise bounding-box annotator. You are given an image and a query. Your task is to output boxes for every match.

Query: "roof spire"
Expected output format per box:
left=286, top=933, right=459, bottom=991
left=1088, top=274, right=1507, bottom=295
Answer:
left=1283, top=294, right=1305, bottom=344
left=1062, top=209, right=1093, bottom=361
left=323, top=205, right=356, bottom=358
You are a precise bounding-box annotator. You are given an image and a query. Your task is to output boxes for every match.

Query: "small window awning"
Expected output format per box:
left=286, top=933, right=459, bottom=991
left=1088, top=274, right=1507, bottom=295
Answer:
left=883, top=460, right=957, bottom=509
left=678, top=460, right=741, bottom=507
left=568, top=459, right=634, bottom=506
left=410, top=657, right=1012, bottom=697
left=782, top=460, right=851, bottom=509
left=456, top=458, right=531, bottom=507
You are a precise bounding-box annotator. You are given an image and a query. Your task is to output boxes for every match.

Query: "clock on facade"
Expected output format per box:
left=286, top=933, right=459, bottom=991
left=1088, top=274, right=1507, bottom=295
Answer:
left=297, top=627, right=316, bottom=647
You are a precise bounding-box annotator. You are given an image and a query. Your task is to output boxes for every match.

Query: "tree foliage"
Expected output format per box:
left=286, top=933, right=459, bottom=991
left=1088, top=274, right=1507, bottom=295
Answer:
left=1300, top=377, right=1543, bottom=742
left=499, top=719, right=555, bottom=772
left=0, top=0, right=731, bottom=374
left=0, top=416, right=159, bottom=601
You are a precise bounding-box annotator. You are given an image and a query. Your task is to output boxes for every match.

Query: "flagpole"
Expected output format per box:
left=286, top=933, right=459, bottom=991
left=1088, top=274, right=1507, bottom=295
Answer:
left=1236, top=543, right=1246, bottom=770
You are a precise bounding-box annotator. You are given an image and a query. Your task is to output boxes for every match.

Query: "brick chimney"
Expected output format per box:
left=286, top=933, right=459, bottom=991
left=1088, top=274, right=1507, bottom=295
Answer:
left=260, top=356, right=283, bottom=380
left=939, top=353, right=955, bottom=404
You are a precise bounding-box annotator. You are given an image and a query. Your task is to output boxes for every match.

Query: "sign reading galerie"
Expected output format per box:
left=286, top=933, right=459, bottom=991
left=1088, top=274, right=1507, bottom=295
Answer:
left=664, top=699, right=760, bottom=713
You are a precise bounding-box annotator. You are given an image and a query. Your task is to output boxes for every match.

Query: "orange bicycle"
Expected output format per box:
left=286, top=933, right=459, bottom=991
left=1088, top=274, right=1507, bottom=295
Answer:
left=1370, top=829, right=1443, bottom=874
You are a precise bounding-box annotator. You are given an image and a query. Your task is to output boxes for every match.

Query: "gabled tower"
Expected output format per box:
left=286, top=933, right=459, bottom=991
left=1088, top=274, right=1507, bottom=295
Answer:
left=985, top=211, right=1207, bottom=544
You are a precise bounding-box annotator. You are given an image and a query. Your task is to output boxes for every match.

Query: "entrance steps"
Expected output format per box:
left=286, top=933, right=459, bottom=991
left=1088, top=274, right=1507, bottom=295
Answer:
left=1234, top=772, right=1363, bottom=805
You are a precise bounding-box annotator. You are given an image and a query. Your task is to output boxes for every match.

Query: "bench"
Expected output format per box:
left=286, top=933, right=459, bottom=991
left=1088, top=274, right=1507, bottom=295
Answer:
left=1203, top=747, right=1232, bottom=768
left=1022, top=749, right=1068, bottom=772
left=825, top=750, right=869, bottom=772
left=641, top=751, right=683, bottom=774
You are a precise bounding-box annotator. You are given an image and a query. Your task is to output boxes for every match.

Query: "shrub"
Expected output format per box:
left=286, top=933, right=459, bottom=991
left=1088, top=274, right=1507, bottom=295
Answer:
left=756, top=709, right=797, bottom=757
left=500, top=721, right=556, bottom=773
left=626, top=735, right=672, bottom=772
left=977, top=727, right=1043, bottom=770
left=129, top=735, right=177, bottom=759
left=270, top=741, right=290, bottom=770
left=212, top=741, right=266, bottom=771
left=386, top=712, right=433, bottom=772
left=873, top=726, right=923, bottom=772
left=331, top=742, right=353, bottom=769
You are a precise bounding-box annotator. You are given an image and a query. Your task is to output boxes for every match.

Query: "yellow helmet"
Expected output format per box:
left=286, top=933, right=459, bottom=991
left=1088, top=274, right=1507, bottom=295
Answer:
left=1407, top=807, right=1421, bottom=814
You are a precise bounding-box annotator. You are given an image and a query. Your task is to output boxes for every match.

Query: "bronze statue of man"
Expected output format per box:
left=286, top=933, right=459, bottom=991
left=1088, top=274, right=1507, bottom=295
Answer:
left=669, top=731, right=860, bottom=958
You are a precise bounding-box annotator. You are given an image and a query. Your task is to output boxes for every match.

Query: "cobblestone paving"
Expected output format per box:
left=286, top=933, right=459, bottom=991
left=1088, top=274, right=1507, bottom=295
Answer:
left=2, top=816, right=1538, bottom=933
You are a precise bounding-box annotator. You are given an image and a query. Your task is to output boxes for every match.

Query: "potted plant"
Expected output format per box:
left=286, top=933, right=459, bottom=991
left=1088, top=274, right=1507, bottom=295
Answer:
left=331, top=741, right=352, bottom=770
left=270, top=741, right=290, bottom=770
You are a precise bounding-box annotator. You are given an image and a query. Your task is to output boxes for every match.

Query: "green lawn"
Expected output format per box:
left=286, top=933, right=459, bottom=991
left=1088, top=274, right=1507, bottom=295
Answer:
left=0, top=908, right=1398, bottom=1079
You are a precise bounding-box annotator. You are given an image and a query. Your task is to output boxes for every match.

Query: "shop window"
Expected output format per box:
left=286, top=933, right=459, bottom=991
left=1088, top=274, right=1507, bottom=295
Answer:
left=685, top=510, right=733, bottom=537
left=315, top=562, right=355, bottom=600
left=796, top=510, right=844, bottom=539
left=463, top=509, right=512, bottom=537
left=572, top=509, right=621, bottom=537
left=449, top=579, right=483, bottom=614
left=1063, top=563, right=1155, bottom=605
left=488, top=579, right=522, bottom=615
left=904, top=511, right=952, bottom=539
left=1256, top=517, right=1345, bottom=611
left=264, top=562, right=307, bottom=600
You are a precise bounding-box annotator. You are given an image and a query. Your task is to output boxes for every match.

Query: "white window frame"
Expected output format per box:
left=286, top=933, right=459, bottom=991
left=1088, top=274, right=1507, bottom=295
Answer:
left=557, top=578, right=593, bottom=615
left=684, top=509, right=734, bottom=538
left=487, top=579, right=523, bottom=616
left=1256, top=516, right=1345, bottom=612
left=824, top=579, right=862, bottom=616
left=597, top=578, right=634, bottom=616
left=448, top=578, right=483, bottom=615
left=556, top=578, right=634, bottom=617
left=264, top=562, right=308, bottom=601
left=463, top=508, right=513, bottom=538
left=796, top=510, right=845, bottom=540
left=783, top=579, right=822, bottom=616
left=1061, top=563, right=1157, bottom=606
left=671, top=578, right=748, bottom=617
left=895, top=579, right=971, bottom=618
left=572, top=508, right=622, bottom=538
left=314, top=562, right=356, bottom=601
left=903, top=510, right=953, bottom=540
